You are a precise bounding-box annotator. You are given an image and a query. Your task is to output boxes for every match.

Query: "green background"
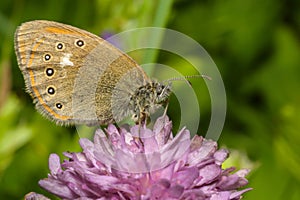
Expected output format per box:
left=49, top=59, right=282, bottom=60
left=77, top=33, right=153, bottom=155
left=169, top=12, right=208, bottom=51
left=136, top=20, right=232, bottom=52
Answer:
left=1, top=0, right=300, bottom=199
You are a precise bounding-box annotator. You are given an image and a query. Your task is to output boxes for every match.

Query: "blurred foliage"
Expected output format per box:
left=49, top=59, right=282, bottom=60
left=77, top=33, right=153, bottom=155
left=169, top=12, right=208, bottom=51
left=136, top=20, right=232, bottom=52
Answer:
left=0, top=0, right=300, bottom=199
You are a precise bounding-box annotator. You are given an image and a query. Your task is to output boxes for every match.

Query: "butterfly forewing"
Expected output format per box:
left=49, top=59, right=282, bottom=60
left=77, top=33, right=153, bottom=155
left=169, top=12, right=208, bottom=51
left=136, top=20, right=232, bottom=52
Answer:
left=14, top=20, right=149, bottom=125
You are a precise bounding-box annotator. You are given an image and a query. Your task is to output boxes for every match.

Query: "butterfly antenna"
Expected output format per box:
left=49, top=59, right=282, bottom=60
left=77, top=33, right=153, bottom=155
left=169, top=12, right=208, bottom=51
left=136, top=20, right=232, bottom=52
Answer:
left=185, top=74, right=212, bottom=81
left=163, top=74, right=211, bottom=87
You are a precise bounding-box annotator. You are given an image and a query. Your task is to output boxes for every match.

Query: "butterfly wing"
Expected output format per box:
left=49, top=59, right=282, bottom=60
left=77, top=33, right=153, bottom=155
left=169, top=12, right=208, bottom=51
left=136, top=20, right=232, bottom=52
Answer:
left=14, top=20, right=149, bottom=125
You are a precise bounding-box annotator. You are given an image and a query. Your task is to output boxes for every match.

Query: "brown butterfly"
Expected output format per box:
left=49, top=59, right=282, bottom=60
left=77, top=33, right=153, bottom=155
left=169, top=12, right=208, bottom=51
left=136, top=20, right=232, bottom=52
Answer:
left=14, top=20, right=171, bottom=126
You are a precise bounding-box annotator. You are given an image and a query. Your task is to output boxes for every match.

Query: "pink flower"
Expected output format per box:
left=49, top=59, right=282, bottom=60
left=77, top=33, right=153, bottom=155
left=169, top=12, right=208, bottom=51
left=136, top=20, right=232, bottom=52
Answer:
left=26, top=115, right=251, bottom=200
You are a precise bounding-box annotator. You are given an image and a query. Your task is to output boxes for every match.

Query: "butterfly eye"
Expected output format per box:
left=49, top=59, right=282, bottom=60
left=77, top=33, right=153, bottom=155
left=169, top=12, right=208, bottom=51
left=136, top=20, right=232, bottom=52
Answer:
left=56, top=42, right=64, bottom=50
left=56, top=103, right=63, bottom=109
left=156, top=85, right=164, bottom=95
left=47, top=86, right=56, bottom=95
left=45, top=68, right=54, bottom=77
left=44, top=54, right=51, bottom=61
left=75, top=39, right=85, bottom=47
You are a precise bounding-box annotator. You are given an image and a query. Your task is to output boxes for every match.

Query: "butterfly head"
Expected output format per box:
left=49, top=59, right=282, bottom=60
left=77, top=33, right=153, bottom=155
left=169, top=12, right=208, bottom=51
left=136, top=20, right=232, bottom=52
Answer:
left=130, top=81, right=172, bottom=122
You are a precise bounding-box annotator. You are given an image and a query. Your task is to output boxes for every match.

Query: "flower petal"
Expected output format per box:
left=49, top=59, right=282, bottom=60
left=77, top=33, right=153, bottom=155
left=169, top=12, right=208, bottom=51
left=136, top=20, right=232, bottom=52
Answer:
left=48, top=154, right=62, bottom=176
left=154, top=115, right=172, bottom=147
left=25, top=192, right=50, bottom=200
left=217, top=173, right=249, bottom=190
left=230, top=188, right=252, bottom=199
left=188, top=137, right=217, bottom=166
left=39, top=178, right=76, bottom=199
left=211, top=191, right=231, bottom=200
left=173, top=167, right=199, bottom=188
left=195, top=164, right=222, bottom=186
left=214, top=149, right=229, bottom=165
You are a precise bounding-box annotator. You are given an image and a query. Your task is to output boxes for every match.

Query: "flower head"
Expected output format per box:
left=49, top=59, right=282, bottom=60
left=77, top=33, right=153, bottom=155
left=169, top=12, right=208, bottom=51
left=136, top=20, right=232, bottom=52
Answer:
left=27, top=115, right=251, bottom=199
